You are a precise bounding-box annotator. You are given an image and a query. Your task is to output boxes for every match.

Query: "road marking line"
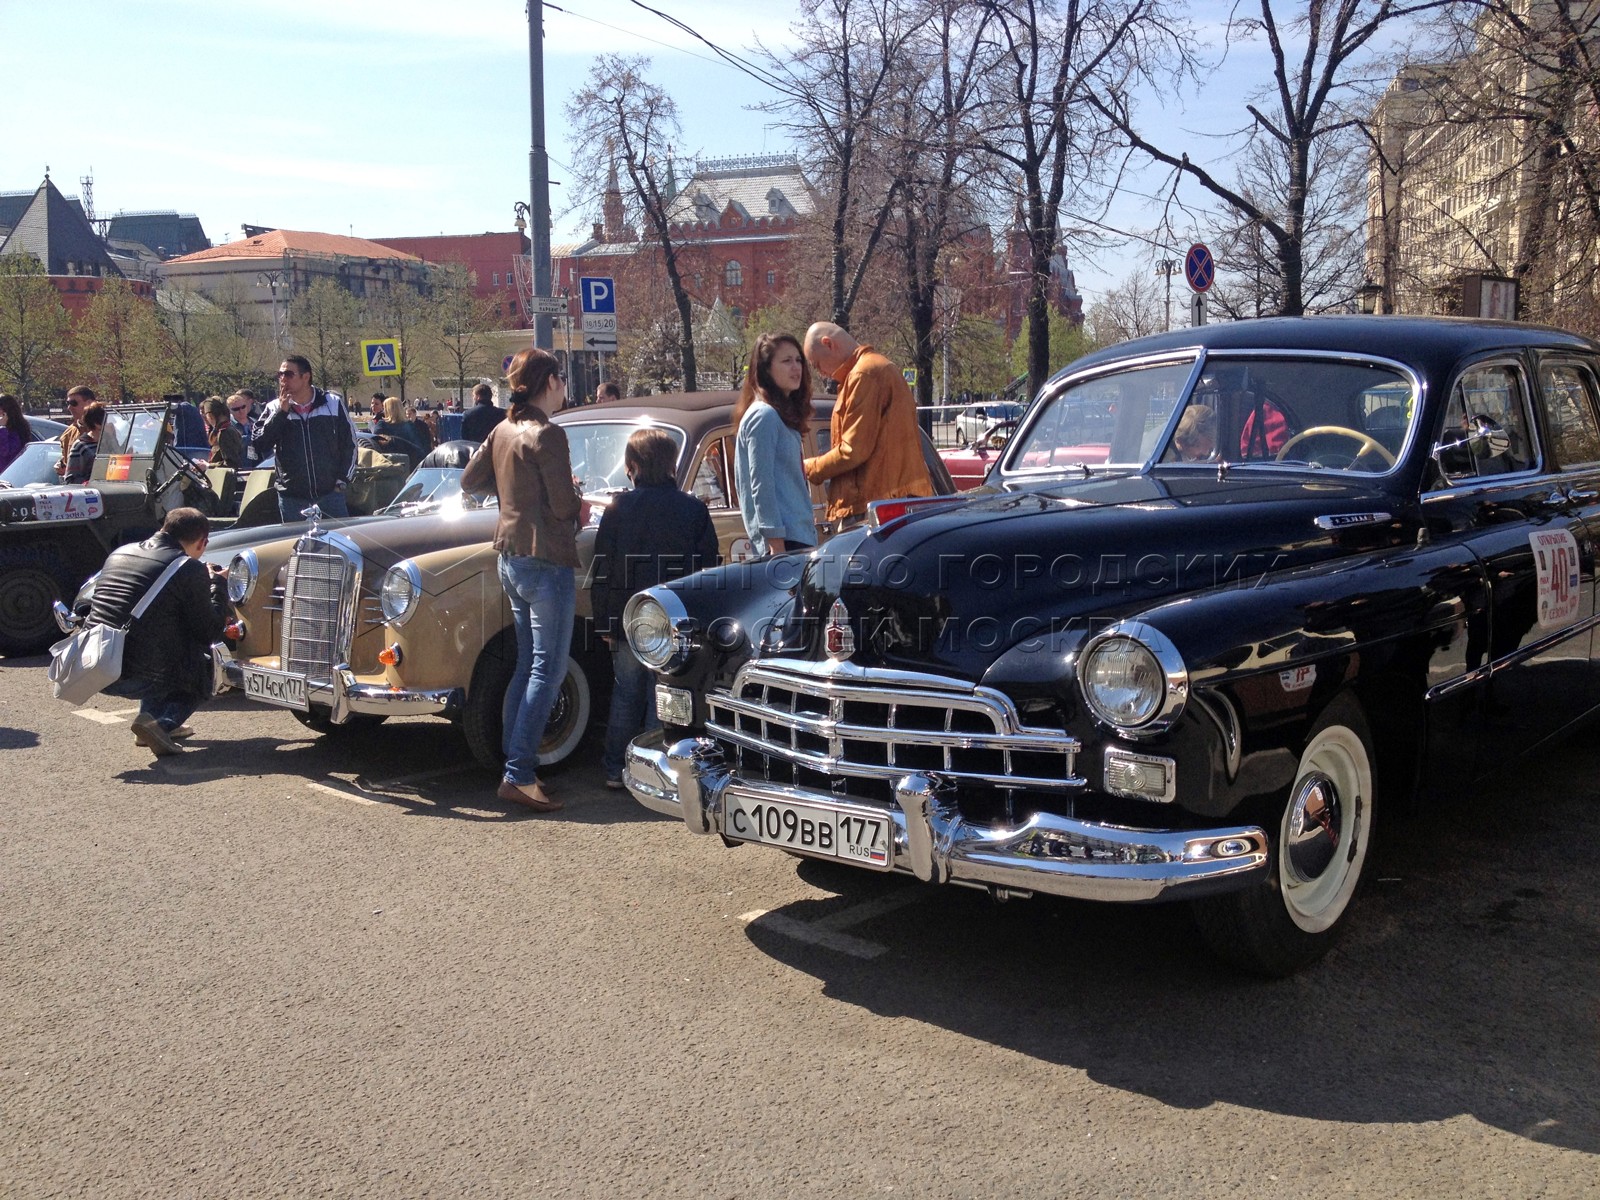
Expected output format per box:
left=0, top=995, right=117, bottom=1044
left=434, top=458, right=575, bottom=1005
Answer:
left=73, top=707, right=141, bottom=725
left=307, top=781, right=382, bottom=806
left=368, top=764, right=478, bottom=789
left=738, top=910, right=888, bottom=959
left=811, top=888, right=927, bottom=932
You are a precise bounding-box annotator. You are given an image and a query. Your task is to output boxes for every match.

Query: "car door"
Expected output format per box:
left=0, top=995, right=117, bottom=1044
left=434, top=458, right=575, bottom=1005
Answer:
left=1423, top=356, right=1600, bottom=761
left=1533, top=353, right=1600, bottom=700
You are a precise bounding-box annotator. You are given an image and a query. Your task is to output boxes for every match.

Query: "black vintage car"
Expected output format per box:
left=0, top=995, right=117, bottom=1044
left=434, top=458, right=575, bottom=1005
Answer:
left=621, top=316, right=1600, bottom=975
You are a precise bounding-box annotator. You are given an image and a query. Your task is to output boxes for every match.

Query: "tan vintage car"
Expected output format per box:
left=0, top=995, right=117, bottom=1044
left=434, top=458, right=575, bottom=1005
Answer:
left=208, top=391, right=950, bottom=769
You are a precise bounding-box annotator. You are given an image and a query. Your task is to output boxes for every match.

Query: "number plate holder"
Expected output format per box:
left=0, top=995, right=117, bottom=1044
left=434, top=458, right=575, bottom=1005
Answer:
left=721, top=784, right=893, bottom=871
left=242, top=664, right=309, bottom=711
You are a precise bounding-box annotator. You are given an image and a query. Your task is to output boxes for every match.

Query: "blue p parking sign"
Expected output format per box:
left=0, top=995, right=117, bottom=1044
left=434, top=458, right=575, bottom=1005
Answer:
left=580, top=277, right=615, bottom=314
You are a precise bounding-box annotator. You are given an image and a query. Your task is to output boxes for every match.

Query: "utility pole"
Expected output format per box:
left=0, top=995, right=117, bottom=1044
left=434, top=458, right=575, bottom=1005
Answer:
left=1157, top=259, right=1178, bottom=332
left=528, top=1, right=553, bottom=351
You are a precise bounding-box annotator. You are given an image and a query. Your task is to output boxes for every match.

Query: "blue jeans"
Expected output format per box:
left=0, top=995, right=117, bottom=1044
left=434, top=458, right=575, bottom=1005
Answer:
left=603, top=640, right=660, bottom=780
left=104, top=675, right=201, bottom=733
left=278, top=489, right=348, bottom=523
left=498, top=554, right=576, bottom=786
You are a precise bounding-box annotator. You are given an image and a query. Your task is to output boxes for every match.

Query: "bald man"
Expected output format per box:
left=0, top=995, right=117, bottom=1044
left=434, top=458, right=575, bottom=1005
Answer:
left=802, top=322, right=933, bottom=524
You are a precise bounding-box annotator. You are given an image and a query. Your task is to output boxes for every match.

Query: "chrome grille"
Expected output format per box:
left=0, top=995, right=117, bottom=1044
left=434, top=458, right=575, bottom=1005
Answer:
left=706, top=661, right=1082, bottom=792
left=281, top=533, right=361, bottom=680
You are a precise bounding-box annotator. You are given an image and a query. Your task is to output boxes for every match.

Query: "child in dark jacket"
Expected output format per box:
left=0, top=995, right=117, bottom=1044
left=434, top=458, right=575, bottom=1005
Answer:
left=591, top=427, right=719, bottom=787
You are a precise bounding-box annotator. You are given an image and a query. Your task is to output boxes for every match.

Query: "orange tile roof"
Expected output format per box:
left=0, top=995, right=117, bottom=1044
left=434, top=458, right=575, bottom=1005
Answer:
left=166, top=228, right=422, bottom=263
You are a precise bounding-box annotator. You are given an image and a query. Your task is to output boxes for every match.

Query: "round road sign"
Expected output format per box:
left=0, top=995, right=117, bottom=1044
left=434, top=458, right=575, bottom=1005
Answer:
left=1185, top=243, right=1215, bottom=292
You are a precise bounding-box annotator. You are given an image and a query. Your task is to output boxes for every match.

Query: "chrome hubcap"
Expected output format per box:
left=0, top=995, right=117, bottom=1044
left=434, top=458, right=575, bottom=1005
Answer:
left=1285, top=771, right=1341, bottom=883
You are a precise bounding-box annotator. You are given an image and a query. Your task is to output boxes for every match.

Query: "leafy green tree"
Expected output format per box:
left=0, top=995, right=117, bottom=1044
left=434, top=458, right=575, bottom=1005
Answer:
left=950, top=315, right=1012, bottom=396
left=157, top=283, right=222, bottom=402
left=75, top=279, right=173, bottom=403
left=291, top=278, right=362, bottom=404
left=0, top=254, right=72, bottom=409
left=1009, top=307, right=1093, bottom=381
left=363, top=282, right=433, bottom=403
left=428, top=264, right=501, bottom=404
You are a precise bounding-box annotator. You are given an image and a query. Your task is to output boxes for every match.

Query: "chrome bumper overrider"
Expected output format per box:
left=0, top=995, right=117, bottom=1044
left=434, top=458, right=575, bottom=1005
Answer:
left=624, top=731, right=1269, bottom=902
left=216, top=647, right=463, bottom=721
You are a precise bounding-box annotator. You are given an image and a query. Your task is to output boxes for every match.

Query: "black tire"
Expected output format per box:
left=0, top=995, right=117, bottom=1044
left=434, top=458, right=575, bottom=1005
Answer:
left=461, top=634, right=595, bottom=773
left=291, top=709, right=388, bottom=736
left=0, top=565, right=68, bottom=657
left=1191, top=693, right=1376, bottom=977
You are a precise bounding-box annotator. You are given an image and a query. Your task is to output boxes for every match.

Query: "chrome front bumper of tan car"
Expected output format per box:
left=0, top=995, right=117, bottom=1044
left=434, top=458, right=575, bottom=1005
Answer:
left=215, top=646, right=463, bottom=721
left=624, top=730, right=1269, bottom=903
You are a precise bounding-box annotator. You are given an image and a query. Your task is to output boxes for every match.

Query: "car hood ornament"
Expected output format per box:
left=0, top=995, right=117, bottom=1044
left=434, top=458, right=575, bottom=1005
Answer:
left=824, top=598, right=855, bottom=659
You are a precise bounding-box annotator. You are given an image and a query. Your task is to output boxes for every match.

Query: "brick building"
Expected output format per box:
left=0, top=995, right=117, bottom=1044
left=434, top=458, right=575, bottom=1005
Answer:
left=372, top=231, right=532, bottom=328
left=0, top=175, right=152, bottom=315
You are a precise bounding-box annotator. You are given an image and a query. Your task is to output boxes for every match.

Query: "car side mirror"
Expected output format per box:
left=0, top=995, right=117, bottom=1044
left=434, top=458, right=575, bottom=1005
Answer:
left=1432, top=414, right=1511, bottom=468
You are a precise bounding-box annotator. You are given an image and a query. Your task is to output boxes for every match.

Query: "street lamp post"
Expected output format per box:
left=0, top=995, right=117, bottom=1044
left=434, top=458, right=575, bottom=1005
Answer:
left=1157, top=259, right=1178, bottom=331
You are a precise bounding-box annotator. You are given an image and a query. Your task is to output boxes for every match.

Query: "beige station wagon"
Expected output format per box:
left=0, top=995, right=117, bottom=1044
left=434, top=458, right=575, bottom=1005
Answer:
left=208, top=391, right=949, bottom=769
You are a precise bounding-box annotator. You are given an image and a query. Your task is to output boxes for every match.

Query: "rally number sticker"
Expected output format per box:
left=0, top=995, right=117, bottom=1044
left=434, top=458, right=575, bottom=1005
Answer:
left=27, top=488, right=103, bottom=523
left=1531, top=528, right=1582, bottom=629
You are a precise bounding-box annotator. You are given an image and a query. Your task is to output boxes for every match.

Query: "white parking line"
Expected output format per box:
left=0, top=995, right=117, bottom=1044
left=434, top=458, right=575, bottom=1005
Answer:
left=739, top=910, right=888, bottom=959
left=73, top=707, right=141, bottom=726
left=306, top=780, right=382, bottom=806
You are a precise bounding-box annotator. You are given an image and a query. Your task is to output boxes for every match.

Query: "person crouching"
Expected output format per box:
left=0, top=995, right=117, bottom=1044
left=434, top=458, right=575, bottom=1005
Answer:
left=89, top=507, right=231, bottom=757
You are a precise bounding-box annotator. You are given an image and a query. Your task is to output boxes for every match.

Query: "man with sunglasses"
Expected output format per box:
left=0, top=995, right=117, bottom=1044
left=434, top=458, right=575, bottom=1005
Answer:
left=225, top=391, right=257, bottom=441
left=251, top=356, right=358, bottom=522
left=53, top=385, right=96, bottom=478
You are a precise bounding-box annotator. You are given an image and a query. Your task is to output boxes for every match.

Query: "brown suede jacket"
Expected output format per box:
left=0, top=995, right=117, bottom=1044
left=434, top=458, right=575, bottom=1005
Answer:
left=461, top=408, right=581, bottom=566
left=803, top=344, right=934, bottom=522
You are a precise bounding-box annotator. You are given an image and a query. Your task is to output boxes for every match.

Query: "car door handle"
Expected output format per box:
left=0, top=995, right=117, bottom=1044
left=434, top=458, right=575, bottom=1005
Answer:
left=1566, top=487, right=1598, bottom=503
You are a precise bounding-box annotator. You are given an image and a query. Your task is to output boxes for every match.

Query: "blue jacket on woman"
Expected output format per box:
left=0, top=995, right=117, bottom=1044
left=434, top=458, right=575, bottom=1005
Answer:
left=735, top=399, right=817, bottom=555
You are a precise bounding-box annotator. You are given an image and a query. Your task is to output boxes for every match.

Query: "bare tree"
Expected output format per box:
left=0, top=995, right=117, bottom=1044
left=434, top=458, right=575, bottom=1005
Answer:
left=429, top=264, right=502, bottom=404
left=980, top=0, right=1189, bottom=399
left=568, top=56, right=700, bottom=391
left=754, top=0, right=927, bottom=326
left=1086, top=266, right=1166, bottom=343
left=1098, top=1, right=1446, bottom=317
left=74, top=280, right=173, bottom=403
left=292, top=278, right=362, bottom=403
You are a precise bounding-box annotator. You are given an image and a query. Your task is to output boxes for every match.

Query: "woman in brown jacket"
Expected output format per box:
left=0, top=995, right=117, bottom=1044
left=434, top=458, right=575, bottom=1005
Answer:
left=460, top=347, right=580, bottom=812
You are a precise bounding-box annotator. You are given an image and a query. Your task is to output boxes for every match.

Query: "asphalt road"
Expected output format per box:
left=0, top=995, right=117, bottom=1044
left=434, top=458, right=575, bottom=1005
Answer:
left=3, top=657, right=1598, bottom=1198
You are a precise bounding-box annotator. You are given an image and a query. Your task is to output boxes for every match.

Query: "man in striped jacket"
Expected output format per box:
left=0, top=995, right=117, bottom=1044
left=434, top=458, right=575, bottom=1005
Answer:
left=252, top=355, right=359, bottom=522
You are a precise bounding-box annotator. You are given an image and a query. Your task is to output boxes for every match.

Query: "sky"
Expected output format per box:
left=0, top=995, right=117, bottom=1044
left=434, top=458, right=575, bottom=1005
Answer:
left=5, top=0, right=1334, bottom=307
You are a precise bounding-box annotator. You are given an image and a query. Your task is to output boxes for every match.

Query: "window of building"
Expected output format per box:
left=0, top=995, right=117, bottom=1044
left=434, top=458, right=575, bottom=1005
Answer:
left=725, top=260, right=743, bottom=288
left=493, top=272, right=500, bottom=286
left=510, top=299, right=518, bottom=314
left=766, top=270, right=776, bottom=287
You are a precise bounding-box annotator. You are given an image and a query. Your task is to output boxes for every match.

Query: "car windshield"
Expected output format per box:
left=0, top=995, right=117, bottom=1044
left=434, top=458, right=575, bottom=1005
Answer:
left=0, top=441, right=63, bottom=488
left=561, top=421, right=687, bottom=493
left=101, top=407, right=167, bottom=456
left=377, top=466, right=481, bottom=513
left=1007, top=355, right=1418, bottom=476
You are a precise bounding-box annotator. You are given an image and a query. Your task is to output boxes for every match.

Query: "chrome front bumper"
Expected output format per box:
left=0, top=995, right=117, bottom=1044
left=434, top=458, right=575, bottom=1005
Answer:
left=625, top=731, right=1269, bottom=903
left=215, top=646, right=463, bottom=721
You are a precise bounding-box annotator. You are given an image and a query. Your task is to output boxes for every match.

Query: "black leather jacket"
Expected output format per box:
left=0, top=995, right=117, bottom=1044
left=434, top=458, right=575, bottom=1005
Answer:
left=88, top=533, right=230, bottom=696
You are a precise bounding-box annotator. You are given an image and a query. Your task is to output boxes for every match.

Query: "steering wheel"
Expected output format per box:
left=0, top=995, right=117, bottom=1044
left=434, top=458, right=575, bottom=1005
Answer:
left=1275, top=425, right=1396, bottom=469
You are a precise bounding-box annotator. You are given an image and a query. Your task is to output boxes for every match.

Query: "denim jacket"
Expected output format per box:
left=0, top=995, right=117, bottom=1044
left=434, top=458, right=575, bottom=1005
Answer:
left=735, top=400, right=817, bottom=555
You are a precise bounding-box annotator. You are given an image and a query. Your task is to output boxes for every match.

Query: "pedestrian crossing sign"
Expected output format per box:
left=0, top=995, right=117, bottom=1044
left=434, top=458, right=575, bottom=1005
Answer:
left=361, top=338, right=402, bottom=377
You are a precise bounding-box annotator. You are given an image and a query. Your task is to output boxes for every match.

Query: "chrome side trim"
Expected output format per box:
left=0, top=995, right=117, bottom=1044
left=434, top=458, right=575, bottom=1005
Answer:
left=622, top=732, right=1269, bottom=902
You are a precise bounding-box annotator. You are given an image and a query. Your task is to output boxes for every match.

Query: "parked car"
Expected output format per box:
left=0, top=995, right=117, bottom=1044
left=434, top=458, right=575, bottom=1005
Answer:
left=206, top=393, right=952, bottom=769
left=954, top=401, right=1023, bottom=443
left=619, top=316, right=1600, bottom=976
left=0, top=402, right=214, bottom=656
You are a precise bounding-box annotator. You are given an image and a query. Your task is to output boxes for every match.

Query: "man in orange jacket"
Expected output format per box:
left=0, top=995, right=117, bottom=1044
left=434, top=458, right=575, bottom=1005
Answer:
left=802, top=322, right=933, bottom=524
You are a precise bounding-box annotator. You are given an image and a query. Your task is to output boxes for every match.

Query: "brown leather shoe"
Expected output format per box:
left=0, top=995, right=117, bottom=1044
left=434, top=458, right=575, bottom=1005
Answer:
left=497, top=779, right=562, bottom=812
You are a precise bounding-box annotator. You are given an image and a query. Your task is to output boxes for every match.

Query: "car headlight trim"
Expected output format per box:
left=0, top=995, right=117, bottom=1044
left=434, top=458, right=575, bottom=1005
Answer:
left=226, top=550, right=259, bottom=604
left=624, top=589, right=694, bottom=672
left=379, top=559, right=423, bottom=627
left=1079, top=621, right=1188, bottom=737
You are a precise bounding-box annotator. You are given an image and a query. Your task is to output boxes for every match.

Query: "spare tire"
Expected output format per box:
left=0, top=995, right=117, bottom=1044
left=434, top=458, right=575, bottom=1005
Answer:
left=419, top=439, right=477, bottom=470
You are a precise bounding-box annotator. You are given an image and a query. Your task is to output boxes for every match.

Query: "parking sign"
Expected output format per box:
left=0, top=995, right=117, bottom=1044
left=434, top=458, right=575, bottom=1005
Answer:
left=580, top=277, right=615, bottom=314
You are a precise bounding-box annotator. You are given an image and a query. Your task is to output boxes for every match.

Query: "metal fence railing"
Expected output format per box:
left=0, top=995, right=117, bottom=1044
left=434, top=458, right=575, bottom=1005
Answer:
left=919, top=401, right=1029, bottom=450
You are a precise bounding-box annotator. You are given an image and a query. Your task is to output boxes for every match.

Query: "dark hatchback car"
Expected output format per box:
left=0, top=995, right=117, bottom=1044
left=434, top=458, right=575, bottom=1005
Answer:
left=621, top=316, right=1600, bottom=975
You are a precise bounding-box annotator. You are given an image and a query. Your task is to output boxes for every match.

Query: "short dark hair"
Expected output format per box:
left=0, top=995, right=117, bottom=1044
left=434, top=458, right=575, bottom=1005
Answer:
left=624, top=427, right=678, bottom=486
left=162, top=507, right=210, bottom=545
left=81, top=401, right=107, bottom=429
left=284, top=354, right=313, bottom=379
left=472, top=383, right=493, bottom=403
left=371, top=391, right=386, bottom=401
left=67, top=385, right=96, bottom=403
left=597, top=381, right=622, bottom=402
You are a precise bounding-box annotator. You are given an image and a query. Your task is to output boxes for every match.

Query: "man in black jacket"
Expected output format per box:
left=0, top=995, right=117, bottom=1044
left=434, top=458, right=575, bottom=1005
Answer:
left=590, top=428, right=719, bottom=787
left=251, top=355, right=359, bottom=522
left=460, top=382, right=505, bottom=443
left=89, top=508, right=231, bottom=757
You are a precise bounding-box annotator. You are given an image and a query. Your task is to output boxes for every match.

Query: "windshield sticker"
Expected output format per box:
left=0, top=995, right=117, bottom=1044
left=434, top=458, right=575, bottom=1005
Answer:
left=104, top=454, right=132, bottom=481
left=28, top=488, right=104, bottom=522
left=1531, top=529, right=1582, bottom=629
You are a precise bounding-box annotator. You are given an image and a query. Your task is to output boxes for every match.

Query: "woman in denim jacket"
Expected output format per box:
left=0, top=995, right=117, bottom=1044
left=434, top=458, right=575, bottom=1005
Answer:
left=733, top=333, right=817, bottom=556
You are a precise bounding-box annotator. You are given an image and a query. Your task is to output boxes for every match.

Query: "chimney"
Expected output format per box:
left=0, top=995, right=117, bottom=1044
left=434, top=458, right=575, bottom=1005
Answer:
left=593, top=222, right=605, bottom=242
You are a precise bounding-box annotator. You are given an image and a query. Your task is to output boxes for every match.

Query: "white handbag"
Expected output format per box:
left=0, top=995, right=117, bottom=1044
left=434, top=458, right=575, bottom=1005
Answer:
left=48, top=557, right=188, bottom=706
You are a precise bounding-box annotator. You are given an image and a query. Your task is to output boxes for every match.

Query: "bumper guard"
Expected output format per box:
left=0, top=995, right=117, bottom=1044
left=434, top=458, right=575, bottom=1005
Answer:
left=215, top=647, right=463, bottom=721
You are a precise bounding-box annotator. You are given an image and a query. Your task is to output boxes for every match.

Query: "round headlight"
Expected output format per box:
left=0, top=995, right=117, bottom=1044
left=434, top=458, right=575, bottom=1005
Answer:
left=379, top=560, right=422, bottom=626
left=1080, top=630, right=1185, bottom=733
left=227, top=550, right=258, bottom=604
left=625, top=594, right=676, bottom=669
